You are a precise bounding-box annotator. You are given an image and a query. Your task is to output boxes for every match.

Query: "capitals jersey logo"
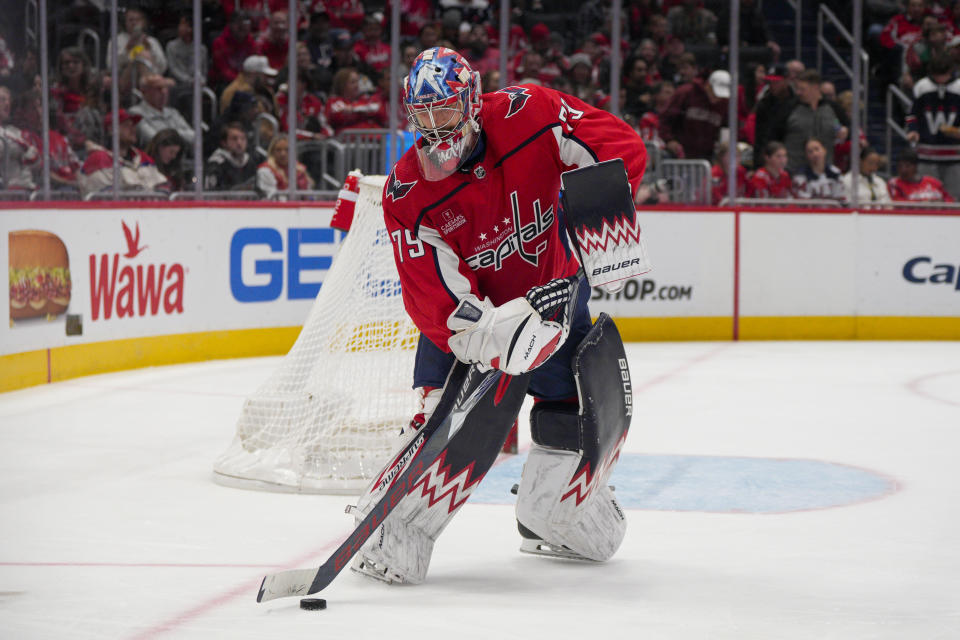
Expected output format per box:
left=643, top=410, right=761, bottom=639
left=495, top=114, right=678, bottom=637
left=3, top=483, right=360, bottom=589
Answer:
left=386, top=173, right=417, bottom=202
left=499, top=86, right=532, bottom=119
left=465, top=191, right=555, bottom=271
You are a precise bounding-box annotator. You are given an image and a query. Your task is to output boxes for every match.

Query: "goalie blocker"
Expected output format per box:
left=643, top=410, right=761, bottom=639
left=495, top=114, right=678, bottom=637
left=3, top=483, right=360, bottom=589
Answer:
left=561, top=158, right=652, bottom=292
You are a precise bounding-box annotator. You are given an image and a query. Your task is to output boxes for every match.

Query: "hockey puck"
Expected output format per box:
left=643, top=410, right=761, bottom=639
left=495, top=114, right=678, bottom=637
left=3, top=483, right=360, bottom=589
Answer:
left=300, top=598, right=327, bottom=611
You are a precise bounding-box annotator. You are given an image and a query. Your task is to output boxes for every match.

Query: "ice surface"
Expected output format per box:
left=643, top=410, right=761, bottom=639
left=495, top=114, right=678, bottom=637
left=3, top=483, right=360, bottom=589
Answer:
left=1, top=341, right=958, bottom=639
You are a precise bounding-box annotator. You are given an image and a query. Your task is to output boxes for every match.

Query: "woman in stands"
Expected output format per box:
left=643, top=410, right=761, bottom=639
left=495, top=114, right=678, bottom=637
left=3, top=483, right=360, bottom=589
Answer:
left=793, top=137, right=845, bottom=202
left=145, top=129, right=188, bottom=192
left=841, top=147, right=893, bottom=206
left=52, top=47, right=104, bottom=156
left=324, top=67, right=388, bottom=135
left=12, top=88, right=81, bottom=191
left=256, top=135, right=314, bottom=200
left=746, top=141, right=793, bottom=199
left=710, top=140, right=748, bottom=205
left=0, top=86, right=40, bottom=191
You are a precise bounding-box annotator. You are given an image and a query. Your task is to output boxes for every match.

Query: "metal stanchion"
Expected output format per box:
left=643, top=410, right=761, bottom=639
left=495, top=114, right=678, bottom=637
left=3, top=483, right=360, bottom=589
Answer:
left=498, top=0, right=508, bottom=89
left=610, top=0, right=622, bottom=118
left=389, top=0, right=400, bottom=166
left=287, top=0, right=297, bottom=200
left=39, top=0, right=51, bottom=199
left=851, top=0, right=863, bottom=210
left=193, top=0, right=203, bottom=195
left=110, top=0, right=121, bottom=197
left=727, top=0, right=740, bottom=205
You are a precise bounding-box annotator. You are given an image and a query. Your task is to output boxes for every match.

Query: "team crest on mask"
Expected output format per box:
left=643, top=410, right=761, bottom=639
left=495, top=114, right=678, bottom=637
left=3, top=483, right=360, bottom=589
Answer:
left=385, top=173, right=418, bottom=201
left=499, top=86, right=532, bottom=119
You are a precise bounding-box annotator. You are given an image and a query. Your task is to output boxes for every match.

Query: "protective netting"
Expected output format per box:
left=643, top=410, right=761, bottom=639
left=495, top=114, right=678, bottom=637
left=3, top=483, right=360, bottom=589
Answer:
left=213, top=175, right=419, bottom=494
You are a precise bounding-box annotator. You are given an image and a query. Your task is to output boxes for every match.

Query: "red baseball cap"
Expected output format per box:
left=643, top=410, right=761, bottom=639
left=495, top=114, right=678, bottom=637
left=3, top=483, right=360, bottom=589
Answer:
left=103, top=108, right=142, bottom=130
left=529, top=22, right=550, bottom=43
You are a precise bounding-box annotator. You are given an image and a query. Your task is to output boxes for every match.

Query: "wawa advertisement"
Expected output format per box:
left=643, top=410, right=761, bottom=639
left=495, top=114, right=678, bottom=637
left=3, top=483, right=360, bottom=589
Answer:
left=1, top=208, right=341, bottom=356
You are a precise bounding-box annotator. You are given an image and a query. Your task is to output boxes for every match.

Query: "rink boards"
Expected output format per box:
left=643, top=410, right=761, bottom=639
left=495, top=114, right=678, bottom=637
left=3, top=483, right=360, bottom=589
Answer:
left=1, top=202, right=958, bottom=390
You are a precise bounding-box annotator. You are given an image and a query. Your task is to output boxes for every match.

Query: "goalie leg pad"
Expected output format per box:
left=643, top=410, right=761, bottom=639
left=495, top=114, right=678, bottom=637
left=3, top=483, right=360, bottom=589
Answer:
left=350, top=369, right=531, bottom=584
left=515, top=313, right=633, bottom=561
left=516, top=445, right=626, bottom=561
left=348, top=388, right=443, bottom=584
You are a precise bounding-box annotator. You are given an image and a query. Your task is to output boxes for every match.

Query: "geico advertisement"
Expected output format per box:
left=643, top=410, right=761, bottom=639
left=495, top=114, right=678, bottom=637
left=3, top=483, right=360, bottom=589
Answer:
left=589, top=212, right=734, bottom=318
left=857, top=215, right=960, bottom=316
left=1, top=207, right=339, bottom=356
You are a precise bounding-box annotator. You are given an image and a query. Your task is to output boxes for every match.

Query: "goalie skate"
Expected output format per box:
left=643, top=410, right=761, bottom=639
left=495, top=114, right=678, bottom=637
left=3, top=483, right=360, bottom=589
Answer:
left=518, top=523, right=596, bottom=561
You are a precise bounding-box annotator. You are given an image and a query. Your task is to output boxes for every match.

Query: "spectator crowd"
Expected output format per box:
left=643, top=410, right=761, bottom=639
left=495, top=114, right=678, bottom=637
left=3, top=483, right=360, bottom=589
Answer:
left=0, top=0, right=957, bottom=204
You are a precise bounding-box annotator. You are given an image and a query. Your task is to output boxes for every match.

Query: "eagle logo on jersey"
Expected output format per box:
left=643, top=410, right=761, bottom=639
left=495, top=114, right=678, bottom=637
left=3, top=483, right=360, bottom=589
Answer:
left=499, top=86, right=532, bottom=119
left=385, top=173, right=418, bottom=202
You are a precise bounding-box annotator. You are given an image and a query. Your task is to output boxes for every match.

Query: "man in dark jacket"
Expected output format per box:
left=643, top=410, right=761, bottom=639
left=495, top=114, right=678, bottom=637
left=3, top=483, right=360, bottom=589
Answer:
left=752, top=64, right=795, bottom=168
left=204, top=121, right=259, bottom=191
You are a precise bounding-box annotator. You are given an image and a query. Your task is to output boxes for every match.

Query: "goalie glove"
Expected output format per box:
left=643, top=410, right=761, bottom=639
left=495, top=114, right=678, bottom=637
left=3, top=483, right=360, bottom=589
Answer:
left=446, top=276, right=579, bottom=376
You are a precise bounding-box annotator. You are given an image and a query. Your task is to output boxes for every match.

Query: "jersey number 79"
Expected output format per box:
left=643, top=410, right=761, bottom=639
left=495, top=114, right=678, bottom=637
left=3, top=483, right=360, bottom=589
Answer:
left=390, top=229, right=426, bottom=262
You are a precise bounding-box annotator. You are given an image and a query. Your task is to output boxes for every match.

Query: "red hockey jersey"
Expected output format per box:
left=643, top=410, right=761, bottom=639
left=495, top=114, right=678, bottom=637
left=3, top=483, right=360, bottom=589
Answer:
left=746, top=167, right=793, bottom=199
left=888, top=175, right=954, bottom=202
left=382, top=84, right=647, bottom=351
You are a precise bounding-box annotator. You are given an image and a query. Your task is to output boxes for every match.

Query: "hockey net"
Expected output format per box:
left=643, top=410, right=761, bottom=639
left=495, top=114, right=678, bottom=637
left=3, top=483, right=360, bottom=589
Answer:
left=213, top=175, right=420, bottom=494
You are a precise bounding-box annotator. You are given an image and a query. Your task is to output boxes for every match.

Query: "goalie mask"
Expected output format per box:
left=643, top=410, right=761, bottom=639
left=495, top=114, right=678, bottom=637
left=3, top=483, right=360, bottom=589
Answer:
left=404, top=47, right=482, bottom=181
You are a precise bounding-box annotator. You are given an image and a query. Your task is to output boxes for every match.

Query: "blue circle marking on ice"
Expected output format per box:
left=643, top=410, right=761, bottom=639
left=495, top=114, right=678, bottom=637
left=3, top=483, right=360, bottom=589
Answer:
left=471, top=454, right=898, bottom=513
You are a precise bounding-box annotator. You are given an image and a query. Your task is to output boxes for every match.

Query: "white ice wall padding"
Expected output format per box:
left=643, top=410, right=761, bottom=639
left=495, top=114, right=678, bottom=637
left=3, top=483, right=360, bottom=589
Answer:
left=213, top=175, right=419, bottom=493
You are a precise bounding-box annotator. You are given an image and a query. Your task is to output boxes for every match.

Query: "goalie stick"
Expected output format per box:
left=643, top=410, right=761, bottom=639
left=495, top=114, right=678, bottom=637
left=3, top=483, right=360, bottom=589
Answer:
left=257, top=362, right=515, bottom=603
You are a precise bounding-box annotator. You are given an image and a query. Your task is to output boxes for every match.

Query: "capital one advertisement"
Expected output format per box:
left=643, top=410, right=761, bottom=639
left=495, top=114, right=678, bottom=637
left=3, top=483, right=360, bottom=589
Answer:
left=1, top=207, right=341, bottom=357
left=856, top=214, right=960, bottom=316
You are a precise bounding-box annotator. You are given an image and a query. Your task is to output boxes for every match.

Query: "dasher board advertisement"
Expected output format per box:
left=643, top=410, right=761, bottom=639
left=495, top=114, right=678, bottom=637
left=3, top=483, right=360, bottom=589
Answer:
left=588, top=212, right=734, bottom=319
left=1, top=207, right=341, bottom=356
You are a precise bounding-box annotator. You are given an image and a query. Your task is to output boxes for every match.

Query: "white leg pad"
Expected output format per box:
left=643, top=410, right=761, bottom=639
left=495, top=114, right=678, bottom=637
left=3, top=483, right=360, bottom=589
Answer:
left=348, top=387, right=459, bottom=585
left=351, top=501, right=436, bottom=585
left=515, top=444, right=627, bottom=562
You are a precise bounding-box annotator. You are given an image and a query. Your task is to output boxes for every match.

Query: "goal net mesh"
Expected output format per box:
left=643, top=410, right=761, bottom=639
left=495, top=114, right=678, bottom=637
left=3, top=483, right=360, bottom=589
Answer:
left=213, top=175, right=419, bottom=494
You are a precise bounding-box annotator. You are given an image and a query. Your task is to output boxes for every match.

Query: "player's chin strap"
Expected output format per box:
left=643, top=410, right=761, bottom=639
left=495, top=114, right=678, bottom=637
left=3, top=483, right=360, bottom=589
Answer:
left=446, top=274, right=581, bottom=376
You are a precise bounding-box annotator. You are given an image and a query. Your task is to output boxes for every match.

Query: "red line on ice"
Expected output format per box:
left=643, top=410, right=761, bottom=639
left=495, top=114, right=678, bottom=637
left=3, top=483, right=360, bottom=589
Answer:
left=904, top=369, right=960, bottom=408
left=125, top=537, right=346, bottom=640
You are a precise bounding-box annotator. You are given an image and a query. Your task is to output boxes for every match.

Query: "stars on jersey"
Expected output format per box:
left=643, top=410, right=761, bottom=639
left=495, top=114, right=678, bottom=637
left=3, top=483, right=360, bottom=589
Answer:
left=498, top=86, right=532, bottom=119
left=467, top=217, right=512, bottom=243
left=386, top=173, right=418, bottom=202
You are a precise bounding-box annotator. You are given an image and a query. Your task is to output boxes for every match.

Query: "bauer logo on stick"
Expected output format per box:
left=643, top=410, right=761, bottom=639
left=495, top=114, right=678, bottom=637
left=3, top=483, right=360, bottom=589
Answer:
left=560, top=159, right=652, bottom=291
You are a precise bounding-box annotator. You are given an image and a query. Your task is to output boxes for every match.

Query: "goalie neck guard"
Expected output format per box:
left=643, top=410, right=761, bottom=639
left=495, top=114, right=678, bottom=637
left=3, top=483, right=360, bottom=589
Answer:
left=404, top=47, right=482, bottom=182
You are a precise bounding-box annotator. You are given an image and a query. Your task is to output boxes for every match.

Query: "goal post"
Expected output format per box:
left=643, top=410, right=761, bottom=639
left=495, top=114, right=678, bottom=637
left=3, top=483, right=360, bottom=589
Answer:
left=213, top=175, right=419, bottom=494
